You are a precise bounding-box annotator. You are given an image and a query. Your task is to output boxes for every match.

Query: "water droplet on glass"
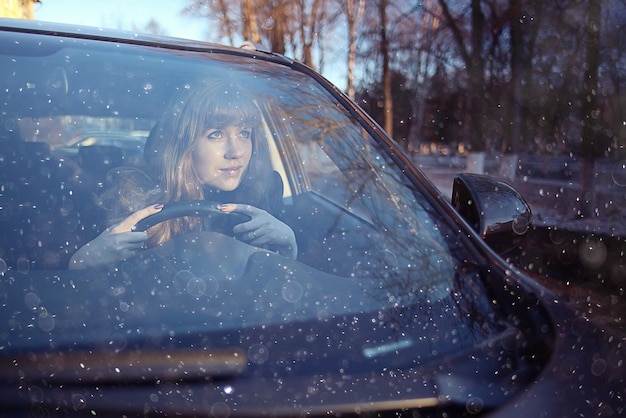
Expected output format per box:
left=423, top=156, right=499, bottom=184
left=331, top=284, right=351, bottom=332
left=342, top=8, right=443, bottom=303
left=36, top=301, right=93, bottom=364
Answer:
left=261, top=17, right=275, bottom=31
left=27, top=385, right=44, bottom=403
left=38, top=310, right=55, bottom=332
left=24, top=292, right=41, bottom=310
left=379, top=249, right=399, bottom=270
left=186, top=276, right=207, bottom=297
left=466, top=396, right=484, bottom=414
left=591, top=358, right=608, bottom=376
left=578, top=238, right=607, bottom=269
left=281, top=281, right=303, bottom=303
left=548, top=229, right=568, bottom=245
left=210, top=402, right=231, bottom=418
left=16, top=257, right=30, bottom=274
left=248, top=343, right=269, bottom=364
left=200, top=275, right=219, bottom=296
left=173, top=270, right=195, bottom=293
left=571, top=316, right=590, bottom=336
left=71, top=393, right=87, bottom=410
left=611, top=160, right=626, bottom=187
left=512, top=215, right=530, bottom=235
left=111, top=286, right=126, bottom=296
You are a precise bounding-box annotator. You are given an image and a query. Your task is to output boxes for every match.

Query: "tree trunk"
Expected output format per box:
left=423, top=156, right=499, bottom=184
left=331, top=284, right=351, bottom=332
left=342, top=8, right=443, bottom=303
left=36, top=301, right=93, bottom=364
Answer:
left=346, top=0, right=364, bottom=100
left=270, top=0, right=287, bottom=55
left=579, top=0, right=602, bottom=218
left=380, top=0, right=393, bottom=137
left=437, top=0, right=485, bottom=154
left=468, top=0, right=485, bottom=153
left=241, top=0, right=261, bottom=44
left=507, top=0, right=523, bottom=155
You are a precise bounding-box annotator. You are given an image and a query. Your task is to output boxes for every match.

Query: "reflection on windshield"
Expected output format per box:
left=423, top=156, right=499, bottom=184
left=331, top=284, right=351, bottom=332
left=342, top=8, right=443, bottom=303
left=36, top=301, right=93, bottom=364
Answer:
left=1, top=37, right=505, bottom=374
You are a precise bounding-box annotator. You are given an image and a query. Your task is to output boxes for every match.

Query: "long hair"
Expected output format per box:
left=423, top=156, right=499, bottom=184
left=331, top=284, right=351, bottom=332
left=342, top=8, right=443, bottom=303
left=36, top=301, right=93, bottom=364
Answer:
left=118, top=80, right=273, bottom=245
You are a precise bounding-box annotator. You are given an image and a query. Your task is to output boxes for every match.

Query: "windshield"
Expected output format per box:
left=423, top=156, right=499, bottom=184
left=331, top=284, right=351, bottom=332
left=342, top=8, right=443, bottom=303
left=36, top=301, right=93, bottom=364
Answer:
left=0, top=30, right=521, bottom=412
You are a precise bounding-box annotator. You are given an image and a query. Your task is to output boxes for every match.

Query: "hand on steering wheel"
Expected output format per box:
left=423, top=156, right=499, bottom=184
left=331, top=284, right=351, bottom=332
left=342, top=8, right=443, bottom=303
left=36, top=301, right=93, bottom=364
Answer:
left=69, top=200, right=297, bottom=270
left=68, top=204, right=164, bottom=270
left=218, top=203, right=298, bottom=259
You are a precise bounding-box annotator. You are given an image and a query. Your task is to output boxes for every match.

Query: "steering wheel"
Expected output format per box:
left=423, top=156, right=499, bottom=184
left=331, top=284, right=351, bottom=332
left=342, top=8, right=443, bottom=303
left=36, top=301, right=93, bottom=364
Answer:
left=132, top=200, right=250, bottom=232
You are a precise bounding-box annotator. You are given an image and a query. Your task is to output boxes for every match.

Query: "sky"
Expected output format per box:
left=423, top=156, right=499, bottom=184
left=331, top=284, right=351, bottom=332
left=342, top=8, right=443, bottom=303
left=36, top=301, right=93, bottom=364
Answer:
left=33, top=0, right=347, bottom=89
left=35, top=0, right=211, bottom=42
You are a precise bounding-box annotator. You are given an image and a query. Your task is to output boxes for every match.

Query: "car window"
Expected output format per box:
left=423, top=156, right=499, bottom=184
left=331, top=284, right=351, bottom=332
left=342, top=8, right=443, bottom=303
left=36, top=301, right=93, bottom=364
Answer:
left=1, top=30, right=511, bottom=378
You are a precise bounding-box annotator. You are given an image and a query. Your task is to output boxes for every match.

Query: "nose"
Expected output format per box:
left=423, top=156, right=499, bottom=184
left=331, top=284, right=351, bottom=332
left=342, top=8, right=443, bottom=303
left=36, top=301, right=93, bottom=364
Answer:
left=224, top=136, right=244, bottom=159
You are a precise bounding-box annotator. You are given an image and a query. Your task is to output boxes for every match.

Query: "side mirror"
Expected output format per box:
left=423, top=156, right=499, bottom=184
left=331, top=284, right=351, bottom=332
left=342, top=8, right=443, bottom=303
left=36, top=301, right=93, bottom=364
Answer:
left=452, top=173, right=532, bottom=254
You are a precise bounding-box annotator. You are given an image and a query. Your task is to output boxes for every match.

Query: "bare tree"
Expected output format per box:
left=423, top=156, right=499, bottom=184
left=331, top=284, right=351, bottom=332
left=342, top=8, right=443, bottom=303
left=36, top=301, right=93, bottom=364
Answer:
left=242, top=0, right=262, bottom=44
left=140, top=19, right=168, bottom=36
left=579, top=0, right=602, bottom=218
left=184, top=0, right=626, bottom=169
left=184, top=0, right=335, bottom=69
left=379, top=0, right=394, bottom=136
left=344, top=0, right=365, bottom=99
left=506, top=0, right=523, bottom=154
left=354, top=1, right=448, bottom=146
left=403, top=0, right=445, bottom=152
left=435, top=0, right=487, bottom=153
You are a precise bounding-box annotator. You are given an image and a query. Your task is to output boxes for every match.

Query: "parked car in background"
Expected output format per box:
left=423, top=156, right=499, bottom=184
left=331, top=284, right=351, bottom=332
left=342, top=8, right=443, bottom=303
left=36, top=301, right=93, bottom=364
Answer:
left=53, top=129, right=147, bottom=155
left=0, top=18, right=623, bottom=417
left=51, top=130, right=148, bottom=169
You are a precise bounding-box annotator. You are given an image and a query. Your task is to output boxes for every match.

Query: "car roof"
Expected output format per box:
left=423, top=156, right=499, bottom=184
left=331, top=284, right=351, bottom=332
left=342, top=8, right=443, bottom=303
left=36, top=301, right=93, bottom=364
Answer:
left=0, top=17, right=280, bottom=60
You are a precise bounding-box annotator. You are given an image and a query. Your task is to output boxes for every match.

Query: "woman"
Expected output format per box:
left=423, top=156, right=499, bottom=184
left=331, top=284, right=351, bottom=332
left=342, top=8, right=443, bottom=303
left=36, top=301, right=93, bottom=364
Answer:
left=69, top=81, right=297, bottom=269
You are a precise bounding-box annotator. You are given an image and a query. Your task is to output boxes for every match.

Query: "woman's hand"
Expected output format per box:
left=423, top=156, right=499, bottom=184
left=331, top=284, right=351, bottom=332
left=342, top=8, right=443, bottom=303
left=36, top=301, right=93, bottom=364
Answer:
left=68, top=204, right=163, bottom=270
left=218, top=203, right=298, bottom=259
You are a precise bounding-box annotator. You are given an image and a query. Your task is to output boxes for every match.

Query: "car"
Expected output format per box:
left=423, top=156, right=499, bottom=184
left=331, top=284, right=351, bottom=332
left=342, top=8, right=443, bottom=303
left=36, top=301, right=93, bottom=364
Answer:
left=0, top=18, right=623, bottom=417
left=52, top=129, right=148, bottom=158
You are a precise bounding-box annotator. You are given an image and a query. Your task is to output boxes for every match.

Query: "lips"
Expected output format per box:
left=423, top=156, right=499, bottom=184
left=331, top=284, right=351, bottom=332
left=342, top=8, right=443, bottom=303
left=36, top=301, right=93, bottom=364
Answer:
left=220, top=165, right=242, bottom=176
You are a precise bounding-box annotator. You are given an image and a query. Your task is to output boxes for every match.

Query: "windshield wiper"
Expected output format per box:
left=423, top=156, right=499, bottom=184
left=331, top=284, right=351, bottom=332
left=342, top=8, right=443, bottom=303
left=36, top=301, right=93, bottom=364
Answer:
left=1, top=347, right=247, bottom=383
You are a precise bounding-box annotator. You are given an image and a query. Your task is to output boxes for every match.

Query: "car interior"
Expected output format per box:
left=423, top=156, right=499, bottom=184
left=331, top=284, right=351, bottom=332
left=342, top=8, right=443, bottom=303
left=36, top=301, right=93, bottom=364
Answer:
left=0, top=118, right=119, bottom=270
left=0, top=108, right=379, bottom=276
left=0, top=29, right=453, bottom=287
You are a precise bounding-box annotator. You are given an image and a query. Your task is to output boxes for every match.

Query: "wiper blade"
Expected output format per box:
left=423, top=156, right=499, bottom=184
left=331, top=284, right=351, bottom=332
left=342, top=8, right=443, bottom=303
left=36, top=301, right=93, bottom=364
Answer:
left=1, top=347, right=247, bottom=383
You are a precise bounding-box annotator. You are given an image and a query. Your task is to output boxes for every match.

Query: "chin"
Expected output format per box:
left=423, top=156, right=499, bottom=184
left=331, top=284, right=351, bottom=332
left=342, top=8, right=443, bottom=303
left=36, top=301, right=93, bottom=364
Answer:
left=213, top=178, right=243, bottom=192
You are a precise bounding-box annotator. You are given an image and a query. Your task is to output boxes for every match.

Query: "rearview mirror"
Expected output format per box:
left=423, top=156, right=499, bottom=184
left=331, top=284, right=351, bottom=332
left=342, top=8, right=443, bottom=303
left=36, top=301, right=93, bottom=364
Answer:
left=452, top=173, right=532, bottom=255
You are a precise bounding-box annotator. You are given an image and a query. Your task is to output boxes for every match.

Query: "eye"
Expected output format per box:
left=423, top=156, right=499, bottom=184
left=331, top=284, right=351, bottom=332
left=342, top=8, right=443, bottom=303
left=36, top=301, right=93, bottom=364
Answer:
left=239, top=128, right=252, bottom=139
left=207, top=130, right=223, bottom=139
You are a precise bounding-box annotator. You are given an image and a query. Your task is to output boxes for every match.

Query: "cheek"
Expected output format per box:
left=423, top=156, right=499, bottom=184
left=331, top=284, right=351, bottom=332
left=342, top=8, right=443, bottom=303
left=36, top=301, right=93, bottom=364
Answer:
left=191, top=152, right=215, bottom=182
left=244, top=142, right=253, bottom=159
left=193, top=143, right=222, bottom=164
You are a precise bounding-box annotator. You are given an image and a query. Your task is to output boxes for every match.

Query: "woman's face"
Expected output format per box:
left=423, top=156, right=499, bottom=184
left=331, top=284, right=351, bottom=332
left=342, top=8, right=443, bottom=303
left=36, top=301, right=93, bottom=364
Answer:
left=192, top=124, right=253, bottom=191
